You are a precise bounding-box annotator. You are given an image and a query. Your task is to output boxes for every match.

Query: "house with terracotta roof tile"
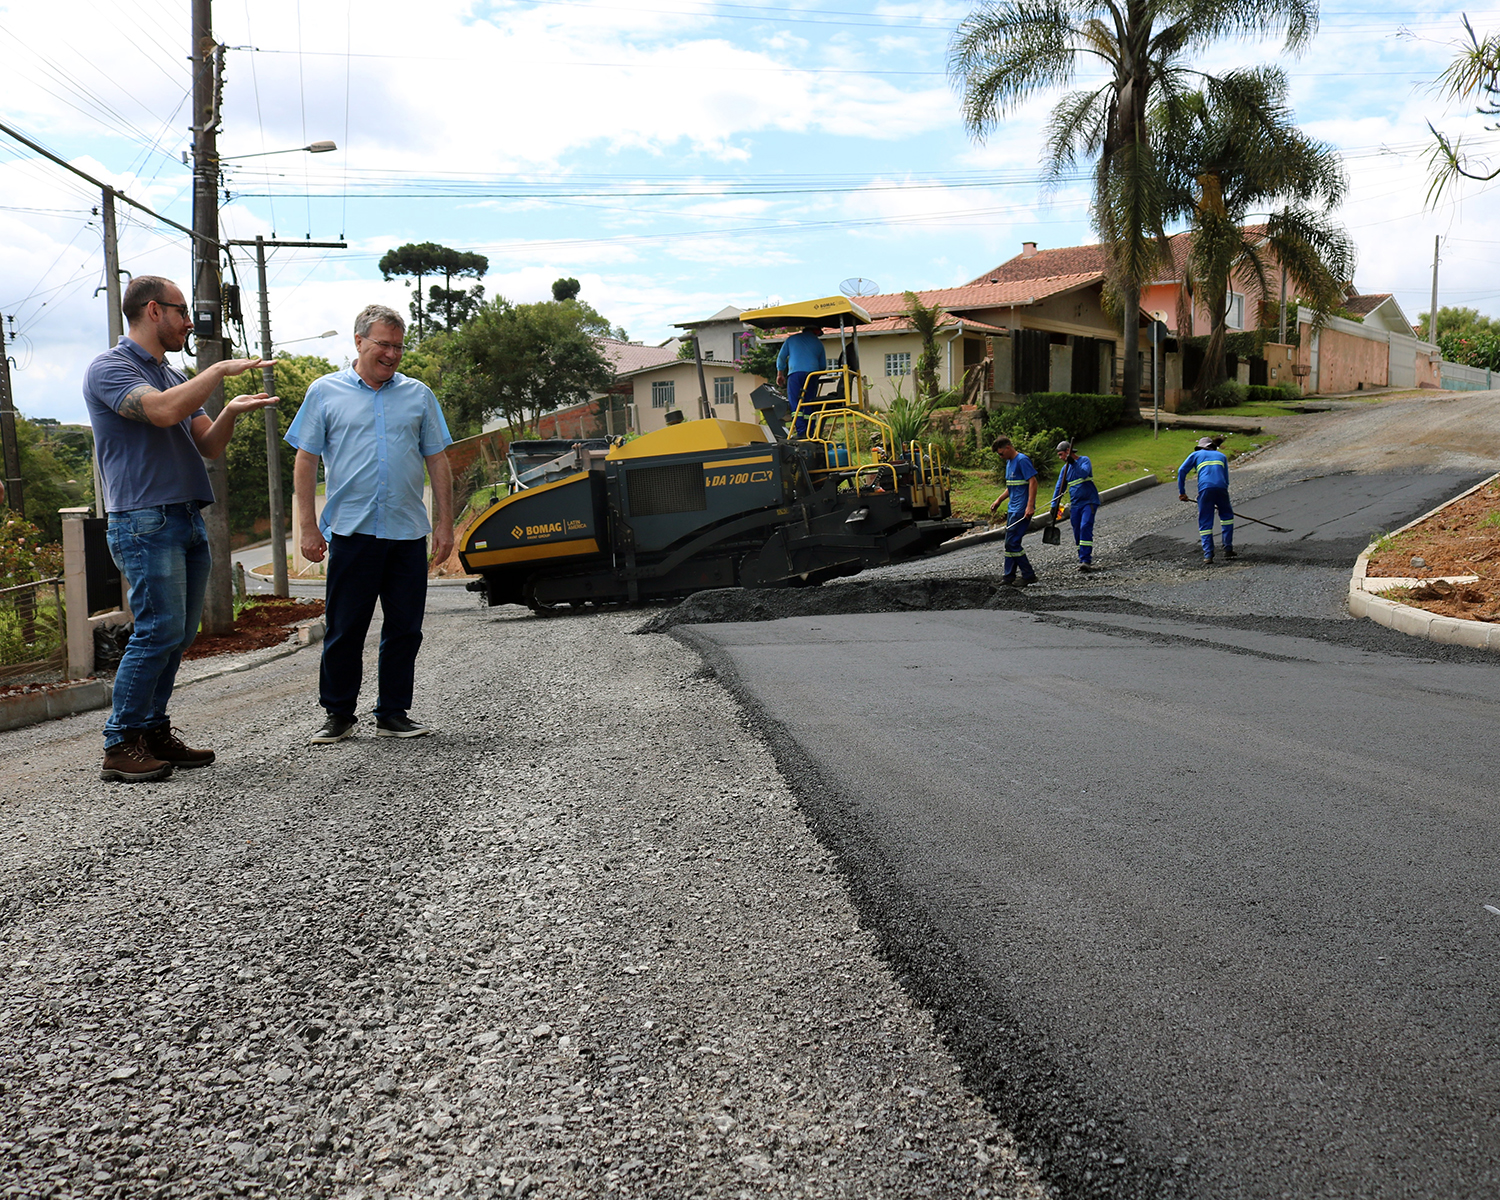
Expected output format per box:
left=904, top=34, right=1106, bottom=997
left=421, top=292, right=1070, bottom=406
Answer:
left=794, top=260, right=1130, bottom=411
left=963, top=235, right=1435, bottom=405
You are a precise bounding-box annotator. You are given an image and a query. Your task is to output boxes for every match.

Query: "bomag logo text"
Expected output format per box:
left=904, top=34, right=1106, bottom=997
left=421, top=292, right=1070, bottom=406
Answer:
left=521, top=521, right=564, bottom=538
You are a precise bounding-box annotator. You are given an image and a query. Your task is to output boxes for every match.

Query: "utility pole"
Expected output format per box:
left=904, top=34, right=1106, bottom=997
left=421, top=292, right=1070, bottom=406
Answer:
left=0, top=319, right=22, bottom=513
left=98, top=188, right=125, bottom=518
left=1428, top=235, right=1441, bottom=349
left=192, top=0, right=233, bottom=634
left=229, top=236, right=346, bottom=596
left=692, top=336, right=712, bottom=420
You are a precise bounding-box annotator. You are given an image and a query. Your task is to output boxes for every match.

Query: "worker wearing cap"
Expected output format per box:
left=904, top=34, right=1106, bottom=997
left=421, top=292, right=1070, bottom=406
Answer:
left=988, top=436, right=1038, bottom=586
left=1177, top=436, right=1236, bottom=563
left=1051, top=440, right=1101, bottom=571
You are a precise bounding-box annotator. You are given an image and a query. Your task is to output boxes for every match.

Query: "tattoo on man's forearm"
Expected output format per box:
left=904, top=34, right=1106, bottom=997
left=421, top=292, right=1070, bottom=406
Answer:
left=119, top=385, right=156, bottom=424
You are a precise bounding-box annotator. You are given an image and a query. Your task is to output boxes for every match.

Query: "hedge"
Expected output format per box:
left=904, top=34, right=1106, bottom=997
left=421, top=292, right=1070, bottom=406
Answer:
left=982, top=392, right=1133, bottom=480
left=989, top=392, right=1131, bottom=442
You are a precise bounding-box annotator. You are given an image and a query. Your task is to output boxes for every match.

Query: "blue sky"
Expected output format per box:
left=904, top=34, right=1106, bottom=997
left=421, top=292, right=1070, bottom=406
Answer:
left=2, top=0, right=1498, bottom=422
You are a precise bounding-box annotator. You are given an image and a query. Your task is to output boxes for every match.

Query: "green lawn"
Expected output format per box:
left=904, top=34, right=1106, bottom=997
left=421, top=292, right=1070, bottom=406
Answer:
left=946, top=423, right=1274, bottom=522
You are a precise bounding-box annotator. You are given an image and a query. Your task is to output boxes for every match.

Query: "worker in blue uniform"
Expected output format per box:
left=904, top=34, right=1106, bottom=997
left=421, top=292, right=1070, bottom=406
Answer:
left=775, top=325, right=827, bottom=437
left=989, top=436, right=1038, bottom=586
left=1051, top=440, right=1101, bottom=572
left=1177, top=436, right=1236, bottom=563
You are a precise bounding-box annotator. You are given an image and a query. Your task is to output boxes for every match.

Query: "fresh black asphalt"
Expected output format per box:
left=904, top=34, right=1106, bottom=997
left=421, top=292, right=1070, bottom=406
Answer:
left=676, top=469, right=1500, bottom=1199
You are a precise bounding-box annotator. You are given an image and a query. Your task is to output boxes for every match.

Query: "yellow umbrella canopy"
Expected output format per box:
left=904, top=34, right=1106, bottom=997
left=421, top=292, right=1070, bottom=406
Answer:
left=738, top=295, right=872, bottom=329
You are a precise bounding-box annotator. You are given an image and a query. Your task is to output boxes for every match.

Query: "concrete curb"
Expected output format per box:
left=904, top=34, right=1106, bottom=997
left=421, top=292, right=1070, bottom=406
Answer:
left=1347, top=471, right=1500, bottom=653
left=936, top=473, right=1161, bottom=554
left=1135, top=410, right=1264, bottom=433
left=0, top=679, right=114, bottom=733
left=246, top=562, right=473, bottom=588
left=0, top=619, right=327, bottom=734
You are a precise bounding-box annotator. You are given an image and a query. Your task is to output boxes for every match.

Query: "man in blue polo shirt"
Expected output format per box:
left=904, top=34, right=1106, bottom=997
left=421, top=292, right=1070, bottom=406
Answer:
left=988, top=436, right=1039, bottom=586
left=1177, top=436, right=1236, bottom=564
left=775, top=324, right=827, bottom=436
left=287, top=303, right=454, bottom=745
left=83, top=275, right=279, bottom=782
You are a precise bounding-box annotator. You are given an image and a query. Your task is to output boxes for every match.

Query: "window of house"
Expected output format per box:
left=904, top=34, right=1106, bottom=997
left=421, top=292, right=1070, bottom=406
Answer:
left=1226, top=290, right=1246, bottom=330
left=713, top=376, right=733, bottom=405
left=651, top=379, right=675, bottom=409
left=885, top=352, right=912, bottom=376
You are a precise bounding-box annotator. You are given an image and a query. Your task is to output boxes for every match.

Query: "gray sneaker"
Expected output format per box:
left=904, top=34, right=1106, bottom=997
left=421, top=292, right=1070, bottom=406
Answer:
left=311, top=714, right=357, bottom=744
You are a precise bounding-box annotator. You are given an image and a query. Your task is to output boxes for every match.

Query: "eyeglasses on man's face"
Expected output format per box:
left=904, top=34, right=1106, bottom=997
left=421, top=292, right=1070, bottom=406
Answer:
left=155, top=301, right=191, bottom=319
left=360, top=336, right=405, bottom=353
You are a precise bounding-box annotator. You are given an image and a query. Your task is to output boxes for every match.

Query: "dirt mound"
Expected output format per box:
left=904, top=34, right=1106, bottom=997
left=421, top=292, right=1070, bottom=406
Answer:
left=183, top=598, right=324, bottom=660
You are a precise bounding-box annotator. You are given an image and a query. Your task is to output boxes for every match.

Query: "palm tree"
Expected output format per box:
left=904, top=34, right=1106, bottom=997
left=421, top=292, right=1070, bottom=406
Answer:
left=949, top=0, right=1318, bottom=408
left=1426, top=15, right=1500, bottom=202
left=1155, top=68, right=1354, bottom=402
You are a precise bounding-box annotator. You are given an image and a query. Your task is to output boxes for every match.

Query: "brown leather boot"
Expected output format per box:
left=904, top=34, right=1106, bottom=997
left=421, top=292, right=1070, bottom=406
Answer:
left=101, top=735, right=174, bottom=783
left=142, top=724, right=216, bottom=768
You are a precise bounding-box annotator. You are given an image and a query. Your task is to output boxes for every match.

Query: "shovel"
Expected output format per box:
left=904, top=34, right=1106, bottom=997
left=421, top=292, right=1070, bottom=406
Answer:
left=1041, top=436, right=1075, bottom=545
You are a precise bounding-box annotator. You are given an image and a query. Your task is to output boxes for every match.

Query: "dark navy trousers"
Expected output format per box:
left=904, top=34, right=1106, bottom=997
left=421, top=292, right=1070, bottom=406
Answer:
left=320, top=533, right=428, bottom=720
left=1196, top=486, right=1235, bottom=558
left=1070, top=501, right=1097, bottom=564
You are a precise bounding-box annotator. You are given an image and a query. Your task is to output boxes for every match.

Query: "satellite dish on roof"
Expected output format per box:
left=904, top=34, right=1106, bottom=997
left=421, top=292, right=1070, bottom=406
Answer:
left=839, top=277, right=880, bottom=297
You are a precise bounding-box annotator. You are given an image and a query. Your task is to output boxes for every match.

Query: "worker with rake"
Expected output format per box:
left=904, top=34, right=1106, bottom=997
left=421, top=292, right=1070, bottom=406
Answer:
left=1178, top=436, right=1236, bottom=564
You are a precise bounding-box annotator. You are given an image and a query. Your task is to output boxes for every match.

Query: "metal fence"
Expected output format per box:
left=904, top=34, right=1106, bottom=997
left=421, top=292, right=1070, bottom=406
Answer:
left=1440, top=360, right=1496, bottom=392
left=0, top=576, right=66, bottom=683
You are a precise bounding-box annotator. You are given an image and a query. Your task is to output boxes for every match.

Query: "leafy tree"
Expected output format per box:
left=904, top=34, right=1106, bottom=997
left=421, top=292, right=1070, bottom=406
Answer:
left=437, top=297, right=614, bottom=436
left=904, top=291, right=945, bottom=401
left=221, top=355, right=335, bottom=542
left=949, top=0, right=1318, bottom=407
left=1426, top=15, right=1500, bottom=202
left=11, top=415, right=92, bottom=542
left=1156, top=68, right=1355, bottom=402
left=552, top=277, right=582, bottom=302
left=739, top=334, right=780, bottom=380
left=1438, top=328, right=1500, bottom=371
left=378, top=243, right=489, bottom=340
left=1417, top=305, right=1500, bottom=343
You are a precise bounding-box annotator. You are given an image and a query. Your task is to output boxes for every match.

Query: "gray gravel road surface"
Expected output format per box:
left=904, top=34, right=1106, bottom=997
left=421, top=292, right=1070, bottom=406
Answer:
left=0, top=594, right=1044, bottom=1199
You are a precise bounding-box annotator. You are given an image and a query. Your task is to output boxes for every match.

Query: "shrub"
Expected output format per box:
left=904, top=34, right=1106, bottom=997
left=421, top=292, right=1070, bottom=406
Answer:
left=984, top=392, right=1130, bottom=445
left=1245, top=383, right=1301, bottom=404
left=0, top=510, right=64, bottom=588
left=1203, top=379, right=1249, bottom=408
left=884, top=383, right=936, bottom=448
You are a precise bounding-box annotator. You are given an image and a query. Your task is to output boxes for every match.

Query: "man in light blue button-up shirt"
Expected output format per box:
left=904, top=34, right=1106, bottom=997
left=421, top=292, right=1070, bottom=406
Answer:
left=287, top=304, right=454, bottom=744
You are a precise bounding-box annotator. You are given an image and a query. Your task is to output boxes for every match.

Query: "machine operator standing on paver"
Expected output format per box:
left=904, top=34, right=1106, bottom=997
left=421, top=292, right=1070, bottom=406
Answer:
left=1178, top=436, right=1236, bottom=564
left=1051, top=440, right=1101, bottom=572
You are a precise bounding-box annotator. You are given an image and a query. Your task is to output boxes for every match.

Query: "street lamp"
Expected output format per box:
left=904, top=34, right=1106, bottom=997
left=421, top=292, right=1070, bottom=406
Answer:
left=273, top=330, right=338, bottom=349
left=195, top=141, right=339, bottom=164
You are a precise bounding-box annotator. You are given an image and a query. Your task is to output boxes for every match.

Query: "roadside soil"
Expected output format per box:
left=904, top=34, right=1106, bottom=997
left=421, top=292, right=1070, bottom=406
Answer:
left=1366, top=477, right=1500, bottom=621
left=181, top=596, right=324, bottom=660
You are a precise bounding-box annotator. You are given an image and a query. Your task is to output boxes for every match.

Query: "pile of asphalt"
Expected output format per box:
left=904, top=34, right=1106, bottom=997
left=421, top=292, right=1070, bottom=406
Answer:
left=636, top=578, right=1009, bottom=632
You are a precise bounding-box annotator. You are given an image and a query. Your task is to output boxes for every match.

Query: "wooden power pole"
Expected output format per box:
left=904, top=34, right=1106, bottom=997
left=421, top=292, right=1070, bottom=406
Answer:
left=191, top=0, right=234, bottom=633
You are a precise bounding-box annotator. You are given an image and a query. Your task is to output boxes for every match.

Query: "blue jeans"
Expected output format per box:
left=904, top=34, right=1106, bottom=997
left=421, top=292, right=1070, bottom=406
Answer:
left=104, top=503, right=210, bottom=748
left=1197, top=486, right=1234, bottom=558
left=320, top=533, right=428, bottom=720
